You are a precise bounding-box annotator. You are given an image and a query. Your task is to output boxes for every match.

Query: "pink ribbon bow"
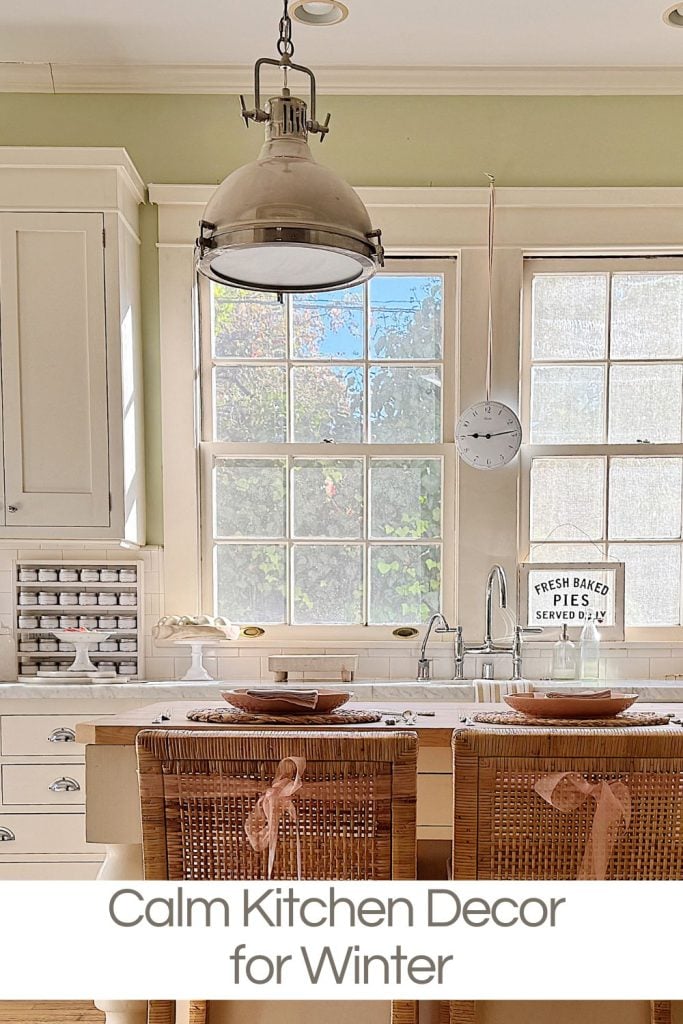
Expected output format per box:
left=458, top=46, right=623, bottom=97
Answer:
left=244, top=756, right=306, bottom=879
left=534, top=772, right=631, bottom=880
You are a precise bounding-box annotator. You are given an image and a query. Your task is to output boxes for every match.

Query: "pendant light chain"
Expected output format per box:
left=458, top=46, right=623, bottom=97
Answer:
left=277, top=0, right=295, bottom=57
left=485, top=172, right=496, bottom=403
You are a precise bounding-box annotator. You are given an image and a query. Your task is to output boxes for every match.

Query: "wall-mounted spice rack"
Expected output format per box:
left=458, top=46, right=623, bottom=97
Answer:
left=14, top=559, right=144, bottom=681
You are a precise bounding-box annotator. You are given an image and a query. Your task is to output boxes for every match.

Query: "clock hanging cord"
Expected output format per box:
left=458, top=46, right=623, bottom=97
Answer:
left=485, top=172, right=495, bottom=403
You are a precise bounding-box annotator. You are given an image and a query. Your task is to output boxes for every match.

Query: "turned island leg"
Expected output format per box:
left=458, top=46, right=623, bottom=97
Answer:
left=86, top=744, right=146, bottom=1024
left=93, top=1001, right=147, bottom=1024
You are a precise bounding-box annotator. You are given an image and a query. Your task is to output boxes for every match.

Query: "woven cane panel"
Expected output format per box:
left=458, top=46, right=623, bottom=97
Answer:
left=161, top=758, right=393, bottom=880
left=483, top=760, right=683, bottom=880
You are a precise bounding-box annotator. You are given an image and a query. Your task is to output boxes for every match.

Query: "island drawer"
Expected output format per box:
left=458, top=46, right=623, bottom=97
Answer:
left=2, top=764, right=86, bottom=805
left=0, top=812, right=102, bottom=854
left=0, top=714, right=103, bottom=755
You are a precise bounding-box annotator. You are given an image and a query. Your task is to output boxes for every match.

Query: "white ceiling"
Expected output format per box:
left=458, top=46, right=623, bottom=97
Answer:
left=1, top=0, right=683, bottom=94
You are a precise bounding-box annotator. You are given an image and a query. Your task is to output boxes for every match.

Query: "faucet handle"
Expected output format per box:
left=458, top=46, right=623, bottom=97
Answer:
left=516, top=625, right=543, bottom=636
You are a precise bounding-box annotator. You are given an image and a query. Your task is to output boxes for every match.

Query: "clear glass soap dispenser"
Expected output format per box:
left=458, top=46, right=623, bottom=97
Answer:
left=579, top=618, right=601, bottom=681
left=552, top=624, right=576, bottom=680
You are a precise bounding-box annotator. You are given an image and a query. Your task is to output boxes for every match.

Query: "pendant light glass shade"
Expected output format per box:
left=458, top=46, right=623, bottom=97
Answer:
left=196, top=5, right=383, bottom=294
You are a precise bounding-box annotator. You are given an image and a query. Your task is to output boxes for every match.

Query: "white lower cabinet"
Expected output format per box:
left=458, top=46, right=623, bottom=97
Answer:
left=0, top=696, right=147, bottom=879
left=2, top=763, right=85, bottom=805
left=0, top=812, right=99, bottom=854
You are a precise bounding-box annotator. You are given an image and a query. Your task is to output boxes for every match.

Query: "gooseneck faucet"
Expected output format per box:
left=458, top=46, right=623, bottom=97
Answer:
left=484, top=564, right=508, bottom=649
left=417, top=612, right=459, bottom=680
left=415, top=564, right=542, bottom=682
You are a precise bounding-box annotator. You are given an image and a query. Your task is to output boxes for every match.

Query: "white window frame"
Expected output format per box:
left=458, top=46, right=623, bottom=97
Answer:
left=151, top=183, right=683, bottom=647
left=196, top=259, right=457, bottom=640
left=519, top=255, right=683, bottom=640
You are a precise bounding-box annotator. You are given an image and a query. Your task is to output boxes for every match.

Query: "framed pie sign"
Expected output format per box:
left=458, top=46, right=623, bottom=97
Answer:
left=518, top=562, right=625, bottom=640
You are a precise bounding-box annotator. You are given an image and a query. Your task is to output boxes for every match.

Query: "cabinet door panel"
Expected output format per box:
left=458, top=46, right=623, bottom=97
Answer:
left=0, top=212, right=110, bottom=527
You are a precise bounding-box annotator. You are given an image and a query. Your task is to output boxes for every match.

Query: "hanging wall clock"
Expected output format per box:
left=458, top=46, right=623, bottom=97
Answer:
left=455, top=175, right=522, bottom=470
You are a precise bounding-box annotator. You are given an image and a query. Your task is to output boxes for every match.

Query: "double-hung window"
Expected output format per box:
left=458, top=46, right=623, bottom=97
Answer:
left=198, top=258, right=456, bottom=634
left=521, top=257, right=683, bottom=634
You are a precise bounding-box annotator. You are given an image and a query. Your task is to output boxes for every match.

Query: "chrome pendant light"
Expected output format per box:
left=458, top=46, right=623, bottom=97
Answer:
left=195, top=0, right=383, bottom=294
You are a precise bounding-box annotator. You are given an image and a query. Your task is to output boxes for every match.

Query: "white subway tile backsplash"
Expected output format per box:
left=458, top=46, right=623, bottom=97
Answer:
left=145, top=656, right=176, bottom=679
left=217, top=656, right=261, bottom=679
left=651, top=657, right=683, bottom=677
left=5, top=541, right=683, bottom=684
left=601, top=658, right=650, bottom=680
left=389, top=657, right=418, bottom=680
left=357, top=656, right=390, bottom=679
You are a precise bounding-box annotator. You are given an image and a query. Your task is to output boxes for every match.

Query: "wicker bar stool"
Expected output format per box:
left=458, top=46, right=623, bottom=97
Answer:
left=136, top=729, right=418, bottom=1024
left=450, top=724, right=683, bottom=1024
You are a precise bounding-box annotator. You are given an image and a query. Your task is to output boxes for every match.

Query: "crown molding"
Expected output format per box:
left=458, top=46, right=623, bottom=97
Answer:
left=150, top=184, right=683, bottom=251
left=4, top=62, right=683, bottom=95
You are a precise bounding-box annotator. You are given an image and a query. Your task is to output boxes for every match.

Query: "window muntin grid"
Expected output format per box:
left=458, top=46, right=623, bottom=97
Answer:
left=526, top=261, right=683, bottom=629
left=201, top=261, right=455, bottom=629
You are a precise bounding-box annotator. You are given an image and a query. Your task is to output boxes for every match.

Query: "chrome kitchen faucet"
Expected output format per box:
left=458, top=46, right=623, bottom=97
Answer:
left=417, top=564, right=541, bottom=681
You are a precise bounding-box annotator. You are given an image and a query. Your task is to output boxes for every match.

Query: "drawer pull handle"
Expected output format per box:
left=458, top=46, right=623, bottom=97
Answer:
left=0, top=826, right=15, bottom=842
left=48, top=776, right=81, bottom=793
left=47, top=727, right=76, bottom=743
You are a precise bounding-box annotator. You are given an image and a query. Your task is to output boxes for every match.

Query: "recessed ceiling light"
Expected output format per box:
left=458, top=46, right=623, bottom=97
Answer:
left=290, top=1, right=349, bottom=26
left=663, top=3, right=683, bottom=26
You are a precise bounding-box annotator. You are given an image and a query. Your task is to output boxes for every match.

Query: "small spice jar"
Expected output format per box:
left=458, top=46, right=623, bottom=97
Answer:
left=98, top=592, right=118, bottom=606
left=78, top=592, right=98, bottom=606
left=58, top=641, right=75, bottom=652
left=18, top=615, right=39, bottom=629
left=58, top=567, right=79, bottom=583
left=20, top=663, right=38, bottom=677
left=19, top=640, right=38, bottom=652
left=38, top=660, right=58, bottom=674
left=118, top=592, right=136, bottom=607
left=37, top=568, right=58, bottom=583
left=18, top=568, right=38, bottom=583
left=97, top=660, right=115, bottom=673
left=119, top=567, right=137, bottom=583
left=117, top=615, right=137, bottom=629
left=58, top=591, right=79, bottom=606
left=98, top=616, right=118, bottom=630
left=18, top=591, right=34, bottom=606
left=80, top=568, right=100, bottom=582
left=39, top=615, right=60, bottom=629
left=119, top=638, right=137, bottom=653
left=118, top=661, right=136, bottom=676
left=59, top=616, right=79, bottom=629
left=37, top=591, right=58, bottom=606
left=98, top=640, right=118, bottom=652
left=38, top=639, right=58, bottom=652
left=79, top=615, right=98, bottom=629
left=100, top=568, right=119, bottom=583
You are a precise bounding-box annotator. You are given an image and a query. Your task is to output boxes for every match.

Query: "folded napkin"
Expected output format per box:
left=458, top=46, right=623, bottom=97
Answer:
left=545, top=689, right=612, bottom=699
left=245, top=689, right=320, bottom=709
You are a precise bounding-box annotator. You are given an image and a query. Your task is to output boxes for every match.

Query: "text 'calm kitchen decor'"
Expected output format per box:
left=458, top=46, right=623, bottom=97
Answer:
left=518, top=562, right=625, bottom=640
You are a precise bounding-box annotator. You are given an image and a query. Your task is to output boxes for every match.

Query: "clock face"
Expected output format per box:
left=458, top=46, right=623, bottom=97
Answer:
left=455, top=401, right=522, bottom=470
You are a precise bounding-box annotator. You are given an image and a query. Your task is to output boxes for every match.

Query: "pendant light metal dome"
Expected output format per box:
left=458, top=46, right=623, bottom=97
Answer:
left=196, top=0, right=383, bottom=294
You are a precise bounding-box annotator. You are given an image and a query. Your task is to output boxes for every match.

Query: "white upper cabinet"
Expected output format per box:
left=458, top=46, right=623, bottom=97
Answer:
left=0, top=149, right=146, bottom=543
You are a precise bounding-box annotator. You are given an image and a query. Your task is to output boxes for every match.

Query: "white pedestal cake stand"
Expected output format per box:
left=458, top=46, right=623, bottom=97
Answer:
left=174, top=638, right=217, bottom=681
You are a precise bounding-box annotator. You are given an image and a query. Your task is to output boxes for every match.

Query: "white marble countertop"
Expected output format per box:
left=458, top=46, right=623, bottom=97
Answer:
left=0, top=678, right=683, bottom=701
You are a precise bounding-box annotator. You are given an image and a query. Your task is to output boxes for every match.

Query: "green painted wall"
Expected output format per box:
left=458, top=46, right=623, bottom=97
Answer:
left=1, top=93, right=682, bottom=543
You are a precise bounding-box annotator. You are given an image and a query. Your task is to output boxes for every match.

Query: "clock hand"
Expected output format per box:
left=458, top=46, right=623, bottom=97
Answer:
left=464, top=430, right=519, bottom=439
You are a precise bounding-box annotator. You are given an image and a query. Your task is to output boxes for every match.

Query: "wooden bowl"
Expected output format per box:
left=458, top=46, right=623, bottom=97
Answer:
left=221, top=688, right=351, bottom=714
left=503, top=691, right=639, bottom=719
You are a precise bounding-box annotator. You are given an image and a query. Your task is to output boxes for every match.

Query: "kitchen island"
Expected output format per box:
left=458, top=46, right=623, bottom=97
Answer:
left=76, top=698, right=683, bottom=1024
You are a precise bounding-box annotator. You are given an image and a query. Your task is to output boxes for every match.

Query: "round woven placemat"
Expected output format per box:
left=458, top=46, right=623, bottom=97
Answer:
left=471, top=710, right=674, bottom=728
left=186, top=707, right=383, bottom=726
